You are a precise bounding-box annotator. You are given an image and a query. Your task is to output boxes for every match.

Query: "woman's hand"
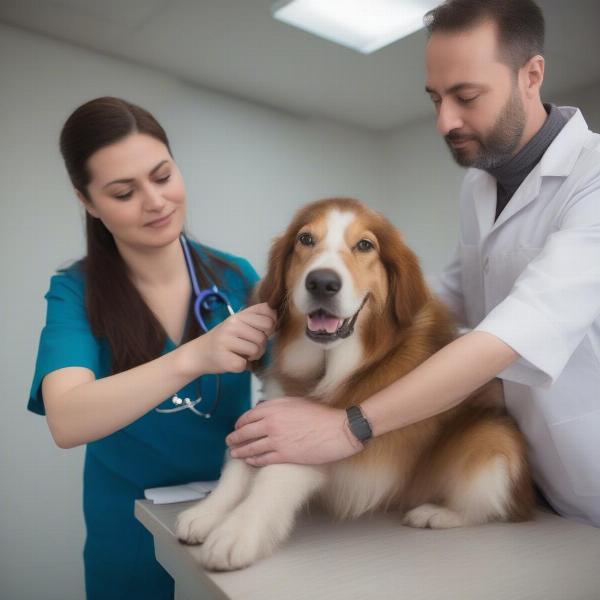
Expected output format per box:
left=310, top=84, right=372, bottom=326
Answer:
left=226, top=397, right=364, bottom=466
left=193, top=303, right=276, bottom=375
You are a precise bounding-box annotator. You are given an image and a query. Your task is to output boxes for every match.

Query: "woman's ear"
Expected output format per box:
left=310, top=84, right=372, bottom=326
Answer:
left=76, top=189, right=99, bottom=218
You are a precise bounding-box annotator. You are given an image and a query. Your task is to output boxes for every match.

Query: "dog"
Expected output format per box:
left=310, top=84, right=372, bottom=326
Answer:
left=175, top=197, right=534, bottom=571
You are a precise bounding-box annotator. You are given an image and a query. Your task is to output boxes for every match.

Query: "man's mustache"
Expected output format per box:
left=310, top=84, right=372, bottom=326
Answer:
left=445, top=131, right=478, bottom=143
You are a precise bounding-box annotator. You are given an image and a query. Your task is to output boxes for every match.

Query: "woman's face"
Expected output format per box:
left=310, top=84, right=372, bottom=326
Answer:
left=80, top=133, right=187, bottom=250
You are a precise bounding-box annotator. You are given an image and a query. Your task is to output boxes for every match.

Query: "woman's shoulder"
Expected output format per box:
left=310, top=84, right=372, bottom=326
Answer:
left=47, top=259, right=87, bottom=295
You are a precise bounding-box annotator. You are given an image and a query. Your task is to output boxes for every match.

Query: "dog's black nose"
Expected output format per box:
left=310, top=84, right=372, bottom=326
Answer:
left=305, top=269, right=342, bottom=298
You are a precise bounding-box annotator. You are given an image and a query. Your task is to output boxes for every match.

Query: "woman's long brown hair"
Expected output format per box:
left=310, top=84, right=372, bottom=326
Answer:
left=60, top=97, right=241, bottom=374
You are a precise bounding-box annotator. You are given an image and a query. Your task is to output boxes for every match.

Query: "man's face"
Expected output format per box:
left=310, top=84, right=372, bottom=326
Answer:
left=426, top=20, right=526, bottom=169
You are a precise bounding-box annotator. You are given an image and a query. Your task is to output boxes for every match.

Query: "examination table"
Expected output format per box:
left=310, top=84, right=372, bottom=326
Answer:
left=135, top=500, right=600, bottom=599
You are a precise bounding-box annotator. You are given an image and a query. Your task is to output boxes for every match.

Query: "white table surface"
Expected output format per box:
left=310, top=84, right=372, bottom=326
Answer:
left=135, top=500, right=600, bottom=600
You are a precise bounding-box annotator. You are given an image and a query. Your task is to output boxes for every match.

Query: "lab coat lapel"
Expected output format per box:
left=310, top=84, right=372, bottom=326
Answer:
left=486, top=108, right=588, bottom=236
left=490, top=166, right=542, bottom=233
left=472, top=170, right=497, bottom=241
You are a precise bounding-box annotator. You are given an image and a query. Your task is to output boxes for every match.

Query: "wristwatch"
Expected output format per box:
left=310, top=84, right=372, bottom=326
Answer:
left=346, top=405, right=373, bottom=445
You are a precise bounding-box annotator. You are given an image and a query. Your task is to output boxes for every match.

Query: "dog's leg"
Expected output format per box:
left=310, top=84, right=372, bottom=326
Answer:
left=403, top=455, right=513, bottom=528
left=201, top=464, right=326, bottom=571
left=403, top=419, right=534, bottom=529
left=175, top=456, right=255, bottom=544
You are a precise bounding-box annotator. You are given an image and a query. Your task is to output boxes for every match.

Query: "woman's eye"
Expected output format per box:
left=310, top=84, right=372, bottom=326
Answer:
left=114, top=191, right=133, bottom=200
left=156, top=174, right=171, bottom=184
left=298, top=232, right=315, bottom=246
left=356, top=239, right=374, bottom=252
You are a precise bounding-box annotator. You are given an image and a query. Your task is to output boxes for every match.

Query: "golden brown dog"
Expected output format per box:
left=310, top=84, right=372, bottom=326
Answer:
left=176, top=197, right=534, bottom=571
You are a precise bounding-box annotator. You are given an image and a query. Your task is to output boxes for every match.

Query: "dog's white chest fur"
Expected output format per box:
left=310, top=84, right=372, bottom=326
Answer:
left=278, top=333, right=363, bottom=402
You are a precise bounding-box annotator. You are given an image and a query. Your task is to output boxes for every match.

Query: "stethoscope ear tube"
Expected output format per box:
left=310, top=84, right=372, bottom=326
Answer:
left=180, top=234, right=235, bottom=332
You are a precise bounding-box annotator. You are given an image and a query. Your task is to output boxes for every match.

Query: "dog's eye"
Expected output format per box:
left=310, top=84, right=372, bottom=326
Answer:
left=298, top=233, right=315, bottom=247
left=356, top=239, right=374, bottom=252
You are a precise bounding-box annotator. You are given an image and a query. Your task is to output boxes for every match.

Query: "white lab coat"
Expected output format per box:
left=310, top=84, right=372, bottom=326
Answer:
left=434, top=107, right=600, bottom=527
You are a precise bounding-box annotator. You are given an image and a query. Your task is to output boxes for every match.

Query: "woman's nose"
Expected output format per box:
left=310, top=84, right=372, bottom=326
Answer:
left=142, top=184, right=166, bottom=210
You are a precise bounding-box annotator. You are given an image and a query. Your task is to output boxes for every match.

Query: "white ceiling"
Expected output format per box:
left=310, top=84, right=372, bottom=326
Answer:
left=2, top=0, right=600, bottom=131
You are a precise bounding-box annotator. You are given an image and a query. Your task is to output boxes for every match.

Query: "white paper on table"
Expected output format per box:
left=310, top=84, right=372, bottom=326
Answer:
left=144, top=480, right=219, bottom=504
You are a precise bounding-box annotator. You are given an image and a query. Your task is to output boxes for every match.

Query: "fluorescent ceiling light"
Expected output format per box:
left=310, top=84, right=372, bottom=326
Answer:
left=272, top=0, right=440, bottom=54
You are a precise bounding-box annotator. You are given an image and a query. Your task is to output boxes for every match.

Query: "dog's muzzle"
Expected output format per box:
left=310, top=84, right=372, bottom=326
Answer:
left=305, top=294, right=369, bottom=344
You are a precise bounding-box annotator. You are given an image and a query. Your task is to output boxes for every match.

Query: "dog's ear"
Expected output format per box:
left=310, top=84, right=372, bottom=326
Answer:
left=256, top=233, right=292, bottom=316
left=380, top=226, right=429, bottom=329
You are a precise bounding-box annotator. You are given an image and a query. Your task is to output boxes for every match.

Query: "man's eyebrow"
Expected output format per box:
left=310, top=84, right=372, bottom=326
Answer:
left=425, top=83, right=488, bottom=95
left=103, top=160, right=169, bottom=188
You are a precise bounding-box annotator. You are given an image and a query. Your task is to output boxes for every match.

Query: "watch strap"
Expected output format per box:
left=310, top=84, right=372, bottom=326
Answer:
left=346, top=405, right=373, bottom=444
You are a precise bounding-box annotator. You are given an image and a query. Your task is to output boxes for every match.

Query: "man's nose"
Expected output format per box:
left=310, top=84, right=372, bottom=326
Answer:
left=436, top=99, right=463, bottom=136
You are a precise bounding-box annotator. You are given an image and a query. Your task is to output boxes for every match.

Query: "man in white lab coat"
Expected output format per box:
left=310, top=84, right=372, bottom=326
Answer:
left=227, top=0, right=600, bottom=528
left=423, top=0, right=600, bottom=527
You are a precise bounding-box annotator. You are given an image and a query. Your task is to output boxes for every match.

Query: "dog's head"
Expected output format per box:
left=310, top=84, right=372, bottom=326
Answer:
left=258, top=198, right=430, bottom=349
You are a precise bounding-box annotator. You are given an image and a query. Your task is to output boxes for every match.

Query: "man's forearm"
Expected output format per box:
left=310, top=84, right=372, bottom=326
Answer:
left=361, top=330, right=519, bottom=437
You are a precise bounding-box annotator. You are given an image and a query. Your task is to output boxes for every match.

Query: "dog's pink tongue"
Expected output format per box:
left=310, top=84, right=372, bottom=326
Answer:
left=308, top=313, right=341, bottom=333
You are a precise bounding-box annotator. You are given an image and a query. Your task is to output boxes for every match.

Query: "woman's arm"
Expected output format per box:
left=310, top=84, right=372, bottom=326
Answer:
left=226, top=330, right=518, bottom=465
left=43, top=303, right=276, bottom=449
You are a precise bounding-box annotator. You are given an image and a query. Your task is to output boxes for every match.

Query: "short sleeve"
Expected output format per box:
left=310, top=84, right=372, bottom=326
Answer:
left=28, top=268, right=103, bottom=415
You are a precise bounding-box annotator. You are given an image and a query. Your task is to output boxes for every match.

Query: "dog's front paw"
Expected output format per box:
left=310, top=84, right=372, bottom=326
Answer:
left=402, top=503, right=464, bottom=529
left=175, top=503, right=224, bottom=545
left=200, top=511, right=275, bottom=571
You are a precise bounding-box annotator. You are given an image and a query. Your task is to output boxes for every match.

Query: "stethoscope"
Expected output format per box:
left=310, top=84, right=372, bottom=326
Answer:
left=155, top=234, right=235, bottom=418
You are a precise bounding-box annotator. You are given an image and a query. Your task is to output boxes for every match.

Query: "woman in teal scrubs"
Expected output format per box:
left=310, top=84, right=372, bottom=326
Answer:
left=28, top=97, right=275, bottom=599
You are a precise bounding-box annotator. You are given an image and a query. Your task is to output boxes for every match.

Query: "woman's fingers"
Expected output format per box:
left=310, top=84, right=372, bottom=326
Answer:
left=238, top=304, right=277, bottom=335
left=239, top=313, right=275, bottom=336
left=229, top=338, right=262, bottom=360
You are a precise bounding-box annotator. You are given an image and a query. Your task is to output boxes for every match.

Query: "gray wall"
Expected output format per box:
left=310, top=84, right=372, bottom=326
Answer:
left=2, top=21, right=600, bottom=600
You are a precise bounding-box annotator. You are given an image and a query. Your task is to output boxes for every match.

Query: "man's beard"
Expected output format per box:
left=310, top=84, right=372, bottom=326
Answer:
left=445, top=86, right=526, bottom=170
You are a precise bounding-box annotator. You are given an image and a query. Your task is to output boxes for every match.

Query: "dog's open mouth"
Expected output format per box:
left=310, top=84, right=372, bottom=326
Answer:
left=305, top=295, right=369, bottom=344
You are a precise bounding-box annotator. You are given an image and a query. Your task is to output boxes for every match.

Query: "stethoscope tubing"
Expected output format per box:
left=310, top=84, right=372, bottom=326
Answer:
left=155, top=235, right=234, bottom=418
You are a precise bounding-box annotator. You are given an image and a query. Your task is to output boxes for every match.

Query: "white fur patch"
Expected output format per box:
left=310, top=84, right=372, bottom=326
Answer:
left=280, top=335, right=325, bottom=380
left=312, top=333, right=363, bottom=400
left=199, top=464, right=325, bottom=570
left=292, top=209, right=363, bottom=319
left=403, top=503, right=466, bottom=529
left=324, top=462, right=399, bottom=519
left=175, top=457, right=254, bottom=544
left=325, top=209, right=355, bottom=251
left=447, top=455, right=512, bottom=524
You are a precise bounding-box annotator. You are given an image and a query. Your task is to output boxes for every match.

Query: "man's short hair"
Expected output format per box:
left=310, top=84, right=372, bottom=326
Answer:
left=424, top=0, right=545, bottom=71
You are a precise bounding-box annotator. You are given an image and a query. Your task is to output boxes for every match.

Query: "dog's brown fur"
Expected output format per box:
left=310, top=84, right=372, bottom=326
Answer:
left=258, top=197, right=534, bottom=523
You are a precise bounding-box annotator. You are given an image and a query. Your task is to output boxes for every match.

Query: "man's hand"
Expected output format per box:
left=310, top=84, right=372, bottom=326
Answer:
left=226, top=397, right=364, bottom=466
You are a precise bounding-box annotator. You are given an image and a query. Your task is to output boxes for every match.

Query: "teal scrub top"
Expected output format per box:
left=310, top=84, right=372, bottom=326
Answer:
left=28, top=242, right=259, bottom=600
